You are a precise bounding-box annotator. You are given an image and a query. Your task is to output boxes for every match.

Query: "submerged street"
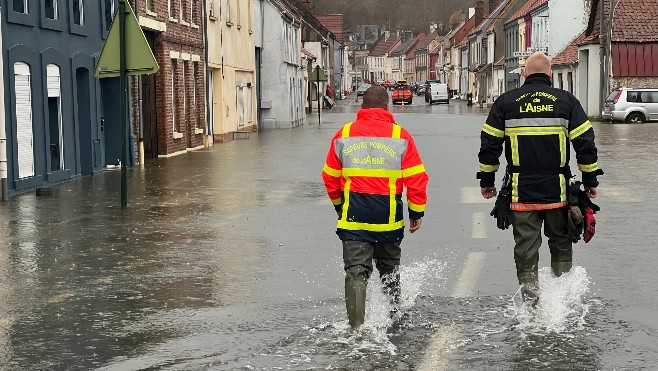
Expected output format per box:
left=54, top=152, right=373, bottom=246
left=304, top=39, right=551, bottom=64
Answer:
left=1, top=97, right=657, bottom=370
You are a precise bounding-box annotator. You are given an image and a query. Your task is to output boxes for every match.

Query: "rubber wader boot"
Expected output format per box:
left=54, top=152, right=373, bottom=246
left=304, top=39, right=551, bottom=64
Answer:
left=518, top=272, right=539, bottom=307
left=345, top=278, right=367, bottom=329
left=383, top=273, right=401, bottom=316
left=551, top=261, right=573, bottom=277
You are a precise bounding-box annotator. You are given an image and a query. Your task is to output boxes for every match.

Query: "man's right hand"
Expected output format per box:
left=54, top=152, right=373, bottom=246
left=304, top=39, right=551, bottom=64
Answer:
left=585, top=187, right=598, bottom=199
left=409, top=218, right=422, bottom=233
left=481, top=187, right=497, bottom=199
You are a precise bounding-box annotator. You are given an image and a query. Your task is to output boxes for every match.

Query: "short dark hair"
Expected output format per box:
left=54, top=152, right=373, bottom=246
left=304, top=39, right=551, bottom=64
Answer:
left=361, top=86, right=389, bottom=109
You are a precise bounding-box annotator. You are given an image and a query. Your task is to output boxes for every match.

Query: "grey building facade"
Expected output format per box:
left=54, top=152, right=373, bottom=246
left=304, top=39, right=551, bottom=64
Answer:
left=2, top=0, right=120, bottom=194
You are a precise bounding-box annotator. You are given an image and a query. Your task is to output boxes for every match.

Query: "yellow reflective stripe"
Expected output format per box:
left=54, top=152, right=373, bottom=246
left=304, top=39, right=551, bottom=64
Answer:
left=341, top=122, right=352, bottom=138
left=323, top=164, right=341, bottom=177
left=510, top=201, right=568, bottom=211
left=337, top=219, right=406, bottom=232
left=482, top=124, right=505, bottom=138
left=505, top=126, right=568, bottom=135
left=569, top=120, right=592, bottom=140
left=578, top=162, right=599, bottom=172
left=392, top=124, right=401, bottom=139
left=559, top=133, right=567, bottom=166
left=388, top=177, right=397, bottom=225
left=511, top=135, right=520, bottom=165
left=408, top=201, right=426, bottom=213
left=342, top=168, right=402, bottom=178
left=511, top=172, right=519, bottom=203
left=341, top=176, right=352, bottom=223
left=402, top=164, right=425, bottom=177
left=559, top=174, right=567, bottom=202
left=331, top=197, right=342, bottom=206
left=479, top=163, right=499, bottom=172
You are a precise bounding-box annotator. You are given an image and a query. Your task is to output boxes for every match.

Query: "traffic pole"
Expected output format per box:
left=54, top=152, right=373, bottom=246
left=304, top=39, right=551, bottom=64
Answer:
left=119, top=0, right=128, bottom=207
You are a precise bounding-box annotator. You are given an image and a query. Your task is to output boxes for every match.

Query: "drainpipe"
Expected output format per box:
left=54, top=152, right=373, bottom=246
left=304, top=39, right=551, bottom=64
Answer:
left=0, top=10, right=8, bottom=201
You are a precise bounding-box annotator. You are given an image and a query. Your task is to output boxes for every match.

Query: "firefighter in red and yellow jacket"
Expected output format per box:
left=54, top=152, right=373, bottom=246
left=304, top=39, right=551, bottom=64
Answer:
left=322, top=86, right=428, bottom=329
left=478, top=53, right=601, bottom=303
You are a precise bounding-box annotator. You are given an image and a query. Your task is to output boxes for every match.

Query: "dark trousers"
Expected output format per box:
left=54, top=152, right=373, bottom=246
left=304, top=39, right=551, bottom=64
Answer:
left=342, top=240, right=401, bottom=300
left=512, top=208, right=572, bottom=284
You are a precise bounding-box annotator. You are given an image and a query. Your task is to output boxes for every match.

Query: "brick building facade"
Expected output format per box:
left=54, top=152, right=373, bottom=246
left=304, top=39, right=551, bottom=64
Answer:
left=131, top=0, right=206, bottom=159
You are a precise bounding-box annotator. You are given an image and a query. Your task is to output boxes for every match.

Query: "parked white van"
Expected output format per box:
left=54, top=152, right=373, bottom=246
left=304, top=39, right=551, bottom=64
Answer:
left=603, top=88, right=658, bottom=123
left=428, top=83, right=450, bottom=104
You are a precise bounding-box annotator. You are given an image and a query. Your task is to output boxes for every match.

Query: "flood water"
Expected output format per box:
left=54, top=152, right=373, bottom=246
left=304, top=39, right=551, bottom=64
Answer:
left=0, top=101, right=657, bottom=370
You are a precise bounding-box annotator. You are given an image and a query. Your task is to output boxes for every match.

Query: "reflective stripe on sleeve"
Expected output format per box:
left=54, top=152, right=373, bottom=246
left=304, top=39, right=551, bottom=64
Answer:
left=402, top=164, right=426, bottom=177
left=408, top=201, right=426, bottom=213
left=331, top=197, right=342, bottom=205
left=392, top=124, right=401, bottom=139
left=569, top=120, right=592, bottom=140
left=482, top=124, right=505, bottom=138
left=479, top=163, right=499, bottom=172
left=341, top=122, right=352, bottom=138
left=578, top=162, right=599, bottom=172
left=323, top=164, right=341, bottom=177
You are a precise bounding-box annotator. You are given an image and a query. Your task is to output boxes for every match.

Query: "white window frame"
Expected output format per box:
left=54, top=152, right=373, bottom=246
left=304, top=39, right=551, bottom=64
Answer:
left=237, top=84, right=244, bottom=126
left=168, top=0, right=172, bottom=17
left=190, top=0, right=195, bottom=25
left=14, top=62, right=35, bottom=179
left=14, top=0, right=28, bottom=14
left=193, top=63, right=199, bottom=129
left=247, top=85, right=253, bottom=123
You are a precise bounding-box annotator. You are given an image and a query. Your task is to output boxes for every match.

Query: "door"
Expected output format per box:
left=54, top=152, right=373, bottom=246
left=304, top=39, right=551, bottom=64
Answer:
left=142, top=31, right=158, bottom=158
left=641, top=91, right=658, bottom=121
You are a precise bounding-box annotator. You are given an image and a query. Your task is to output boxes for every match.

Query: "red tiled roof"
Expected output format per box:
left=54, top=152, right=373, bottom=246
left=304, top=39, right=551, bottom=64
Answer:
left=489, top=0, right=531, bottom=32
left=301, top=48, right=316, bottom=59
left=370, top=35, right=401, bottom=56
left=611, top=0, right=658, bottom=42
left=316, top=14, right=344, bottom=44
left=552, top=34, right=584, bottom=66
left=507, top=0, right=548, bottom=24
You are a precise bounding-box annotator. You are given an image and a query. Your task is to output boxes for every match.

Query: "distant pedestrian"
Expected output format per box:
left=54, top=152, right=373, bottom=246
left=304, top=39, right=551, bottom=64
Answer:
left=321, top=86, right=429, bottom=329
left=326, top=85, right=333, bottom=99
left=477, top=52, right=602, bottom=305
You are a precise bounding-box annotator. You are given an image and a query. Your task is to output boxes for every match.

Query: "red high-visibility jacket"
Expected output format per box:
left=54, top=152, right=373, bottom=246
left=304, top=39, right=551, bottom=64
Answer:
left=322, top=108, right=428, bottom=242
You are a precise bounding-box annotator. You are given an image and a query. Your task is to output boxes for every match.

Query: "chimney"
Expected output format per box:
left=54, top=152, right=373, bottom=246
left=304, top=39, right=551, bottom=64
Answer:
left=475, top=1, right=484, bottom=27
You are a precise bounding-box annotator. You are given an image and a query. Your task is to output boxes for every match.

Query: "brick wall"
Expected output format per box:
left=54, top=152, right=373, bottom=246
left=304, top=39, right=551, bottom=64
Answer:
left=129, top=0, right=206, bottom=157
left=612, top=77, right=658, bottom=89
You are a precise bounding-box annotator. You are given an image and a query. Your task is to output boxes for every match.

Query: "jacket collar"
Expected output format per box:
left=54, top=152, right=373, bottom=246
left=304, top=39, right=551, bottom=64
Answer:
left=356, top=108, right=395, bottom=123
left=523, top=73, right=552, bottom=86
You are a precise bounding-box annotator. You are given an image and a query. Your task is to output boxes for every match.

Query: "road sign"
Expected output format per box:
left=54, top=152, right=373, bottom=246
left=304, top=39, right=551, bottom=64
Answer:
left=310, top=65, right=328, bottom=82
left=94, top=1, right=159, bottom=78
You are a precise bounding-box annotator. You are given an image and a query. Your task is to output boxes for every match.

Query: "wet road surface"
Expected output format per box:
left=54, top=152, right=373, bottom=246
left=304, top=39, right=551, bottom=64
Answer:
left=0, top=96, right=657, bottom=370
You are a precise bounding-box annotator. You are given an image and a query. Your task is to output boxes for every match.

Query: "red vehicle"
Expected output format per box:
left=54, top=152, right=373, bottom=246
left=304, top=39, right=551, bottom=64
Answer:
left=392, top=84, right=413, bottom=105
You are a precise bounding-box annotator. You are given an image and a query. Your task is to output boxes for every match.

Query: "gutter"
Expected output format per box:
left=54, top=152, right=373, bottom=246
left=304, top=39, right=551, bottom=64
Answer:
left=0, top=7, right=8, bottom=201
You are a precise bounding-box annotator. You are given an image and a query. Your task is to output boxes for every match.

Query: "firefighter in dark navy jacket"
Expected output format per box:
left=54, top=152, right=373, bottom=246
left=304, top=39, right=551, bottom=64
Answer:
left=322, top=86, right=429, bottom=329
left=477, top=53, right=601, bottom=303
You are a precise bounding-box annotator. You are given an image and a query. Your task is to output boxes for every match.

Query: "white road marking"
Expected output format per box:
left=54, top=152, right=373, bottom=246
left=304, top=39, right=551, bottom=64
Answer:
left=471, top=212, right=488, bottom=239
left=418, top=252, right=487, bottom=371
left=461, top=187, right=494, bottom=203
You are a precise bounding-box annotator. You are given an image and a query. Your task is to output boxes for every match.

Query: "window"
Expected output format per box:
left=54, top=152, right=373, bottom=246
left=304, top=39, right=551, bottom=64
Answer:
left=13, top=0, right=27, bottom=14
left=567, top=72, right=573, bottom=93
left=248, top=0, right=252, bottom=31
left=641, top=91, right=658, bottom=103
left=209, top=0, right=215, bottom=17
left=146, top=0, right=154, bottom=12
left=247, top=85, right=253, bottom=123
left=183, top=61, right=188, bottom=129
left=104, top=0, right=115, bottom=31
left=627, top=91, right=640, bottom=103
left=168, top=0, right=172, bottom=17
left=172, top=60, right=178, bottom=132
left=193, top=63, right=199, bottom=129
left=238, top=85, right=244, bottom=126
left=225, top=0, right=232, bottom=25
left=73, top=0, right=84, bottom=25
left=45, top=0, right=58, bottom=19
left=558, top=73, right=563, bottom=90
left=236, top=0, right=241, bottom=27
left=179, top=0, right=184, bottom=21
left=47, top=64, right=64, bottom=171
left=13, top=62, right=35, bottom=179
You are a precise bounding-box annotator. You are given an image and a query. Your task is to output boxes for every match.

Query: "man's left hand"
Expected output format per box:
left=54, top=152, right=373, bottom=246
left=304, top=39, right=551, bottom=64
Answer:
left=409, top=218, right=422, bottom=233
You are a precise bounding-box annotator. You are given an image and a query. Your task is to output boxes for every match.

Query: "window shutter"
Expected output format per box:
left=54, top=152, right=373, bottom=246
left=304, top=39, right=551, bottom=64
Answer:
left=14, top=64, right=35, bottom=179
left=47, top=65, right=61, bottom=97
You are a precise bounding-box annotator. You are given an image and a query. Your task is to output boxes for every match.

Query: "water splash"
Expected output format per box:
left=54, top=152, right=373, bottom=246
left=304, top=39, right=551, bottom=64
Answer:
left=512, top=266, right=591, bottom=334
left=327, top=258, right=448, bottom=355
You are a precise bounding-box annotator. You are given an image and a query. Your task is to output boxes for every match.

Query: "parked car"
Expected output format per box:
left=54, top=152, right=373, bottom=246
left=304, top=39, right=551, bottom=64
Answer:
left=424, top=79, right=441, bottom=102
left=428, top=83, right=450, bottom=104
left=392, top=84, right=413, bottom=105
left=603, top=88, right=658, bottom=123
left=356, top=83, right=371, bottom=96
